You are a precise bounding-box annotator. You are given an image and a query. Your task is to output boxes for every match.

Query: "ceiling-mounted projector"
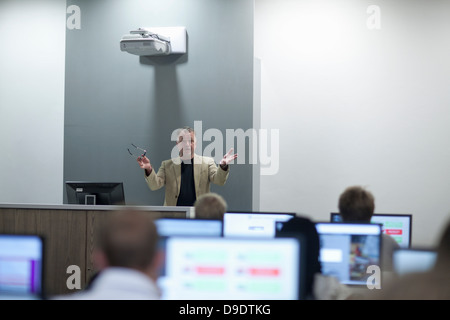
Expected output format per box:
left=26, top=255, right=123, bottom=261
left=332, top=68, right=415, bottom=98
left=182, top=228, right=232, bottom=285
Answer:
left=120, top=26, right=187, bottom=56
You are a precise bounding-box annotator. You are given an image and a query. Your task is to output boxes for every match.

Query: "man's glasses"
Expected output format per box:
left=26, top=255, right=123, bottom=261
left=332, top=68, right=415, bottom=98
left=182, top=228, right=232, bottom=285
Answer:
left=127, top=143, right=147, bottom=158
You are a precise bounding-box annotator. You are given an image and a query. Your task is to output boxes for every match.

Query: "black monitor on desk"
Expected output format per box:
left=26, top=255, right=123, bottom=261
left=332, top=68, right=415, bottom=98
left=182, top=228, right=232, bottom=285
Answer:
left=65, top=181, right=125, bottom=205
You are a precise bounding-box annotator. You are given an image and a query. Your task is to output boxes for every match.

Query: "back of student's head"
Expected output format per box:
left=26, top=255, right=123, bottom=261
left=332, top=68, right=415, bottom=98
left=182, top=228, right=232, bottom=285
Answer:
left=95, top=209, right=158, bottom=271
left=276, top=216, right=321, bottom=299
left=338, top=186, right=375, bottom=222
left=194, top=193, right=227, bottom=219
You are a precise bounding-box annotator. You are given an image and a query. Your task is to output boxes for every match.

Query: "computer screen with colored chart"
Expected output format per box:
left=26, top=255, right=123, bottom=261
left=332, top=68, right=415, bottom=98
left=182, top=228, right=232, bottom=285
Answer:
left=157, top=236, right=303, bottom=300
left=0, top=234, right=44, bottom=300
left=330, top=213, right=412, bottom=248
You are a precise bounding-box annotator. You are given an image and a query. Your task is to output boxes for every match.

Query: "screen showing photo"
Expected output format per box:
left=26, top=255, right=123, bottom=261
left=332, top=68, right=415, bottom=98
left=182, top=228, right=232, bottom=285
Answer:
left=316, top=223, right=381, bottom=286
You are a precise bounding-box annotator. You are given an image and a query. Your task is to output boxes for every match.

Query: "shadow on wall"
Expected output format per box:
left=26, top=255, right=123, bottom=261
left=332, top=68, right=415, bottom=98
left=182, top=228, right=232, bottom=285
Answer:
left=139, top=53, right=188, bottom=66
left=138, top=44, right=189, bottom=163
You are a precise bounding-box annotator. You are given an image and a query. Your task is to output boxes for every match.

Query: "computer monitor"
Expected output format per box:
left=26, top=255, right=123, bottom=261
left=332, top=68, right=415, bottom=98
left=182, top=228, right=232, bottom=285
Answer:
left=157, top=236, right=304, bottom=300
left=0, top=234, right=44, bottom=300
left=223, top=212, right=295, bottom=238
left=155, top=218, right=223, bottom=237
left=330, top=213, right=412, bottom=248
left=315, top=222, right=382, bottom=286
left=393, top=247, right=437, bottom=276
left=65, top=181, right=125, bottom=205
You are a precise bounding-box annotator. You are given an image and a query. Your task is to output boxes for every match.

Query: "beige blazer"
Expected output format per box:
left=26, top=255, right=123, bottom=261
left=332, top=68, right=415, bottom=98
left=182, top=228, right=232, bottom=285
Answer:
left=145, top=154, right=229, bottom=206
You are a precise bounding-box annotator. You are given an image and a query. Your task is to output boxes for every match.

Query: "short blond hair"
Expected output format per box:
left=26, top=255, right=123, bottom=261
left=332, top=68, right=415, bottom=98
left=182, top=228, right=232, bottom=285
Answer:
left=194, top=193, right=227, bottom=219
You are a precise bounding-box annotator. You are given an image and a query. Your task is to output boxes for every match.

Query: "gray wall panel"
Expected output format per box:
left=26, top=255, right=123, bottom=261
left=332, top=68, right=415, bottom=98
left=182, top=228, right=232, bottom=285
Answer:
left=64, top=0, right=253, bottom=210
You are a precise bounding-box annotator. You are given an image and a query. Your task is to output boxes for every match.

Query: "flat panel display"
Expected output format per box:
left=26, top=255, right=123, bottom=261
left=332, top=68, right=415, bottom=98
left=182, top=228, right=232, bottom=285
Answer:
left=0, top=234, right=44, bottom=300
left=223, top=212, right=295, bottom=238
left=158, top=236, right=303, bottom=300
left=315, top=222, right=382, bottom=286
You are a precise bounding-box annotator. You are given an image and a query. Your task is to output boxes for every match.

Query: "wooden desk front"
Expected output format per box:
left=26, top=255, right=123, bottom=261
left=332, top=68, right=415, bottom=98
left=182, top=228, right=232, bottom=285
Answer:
left=0, top=204, right=192, bottom=297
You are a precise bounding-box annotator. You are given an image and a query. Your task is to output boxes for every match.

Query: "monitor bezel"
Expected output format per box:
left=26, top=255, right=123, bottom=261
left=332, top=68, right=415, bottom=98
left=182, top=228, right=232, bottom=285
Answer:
left=225, top=211, right=297, bottom=217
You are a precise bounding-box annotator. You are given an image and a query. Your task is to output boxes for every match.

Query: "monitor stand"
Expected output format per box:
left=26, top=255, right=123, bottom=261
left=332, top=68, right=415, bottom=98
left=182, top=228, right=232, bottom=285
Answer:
left=84, top=195, right=96, bottom=205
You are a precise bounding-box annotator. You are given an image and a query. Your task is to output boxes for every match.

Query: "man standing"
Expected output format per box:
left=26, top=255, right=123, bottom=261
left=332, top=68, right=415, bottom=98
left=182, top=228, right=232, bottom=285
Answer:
left=137, top=126, right=237, bottom=206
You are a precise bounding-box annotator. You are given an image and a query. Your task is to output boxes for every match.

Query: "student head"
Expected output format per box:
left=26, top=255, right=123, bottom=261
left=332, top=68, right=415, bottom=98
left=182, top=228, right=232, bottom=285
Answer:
left=194, top=192, right=227, bottom=219
left=276, top=216, right=322, bottom=299
left=93, top=208, right=161, bottom=281
left=338, top=186, right=375, bottom=223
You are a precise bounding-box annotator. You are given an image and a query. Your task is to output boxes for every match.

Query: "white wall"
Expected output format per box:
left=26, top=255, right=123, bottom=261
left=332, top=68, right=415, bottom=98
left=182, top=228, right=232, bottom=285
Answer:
left=2, top=1, right=450, bottom=247
left=255, top=0, right=450, bottom=247
left=0, top=0, right=66, bottom=204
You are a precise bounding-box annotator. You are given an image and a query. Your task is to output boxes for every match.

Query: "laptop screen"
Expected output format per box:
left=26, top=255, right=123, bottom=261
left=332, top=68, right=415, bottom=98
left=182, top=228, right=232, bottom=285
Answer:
left=393, top=248, right=437, bottom=276
left=223, top=212, right=295, bottom=238
left=0, top=234, right=44, bottom=299
left=315, top=222, right=382, bottom=286
left=157, top=236, right=303, bottom=300
left=330, top=213, right=412, bottom=248
left=155, top=218, right=223, bottom=237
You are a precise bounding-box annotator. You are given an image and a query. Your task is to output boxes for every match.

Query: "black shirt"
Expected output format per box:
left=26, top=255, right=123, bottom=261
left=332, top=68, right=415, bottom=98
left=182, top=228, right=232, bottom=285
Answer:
left=176, top=161, right=196, bottom=206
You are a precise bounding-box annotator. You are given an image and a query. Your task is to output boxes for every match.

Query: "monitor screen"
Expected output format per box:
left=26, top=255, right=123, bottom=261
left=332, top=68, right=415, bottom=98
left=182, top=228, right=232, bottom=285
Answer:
left=315, top=222, right=382, bottom=286
left=330, top=213, right=412, bottom=248
left=0, top=234, right=44, bottom=300
left=65, top=181, right=125, bottom=205
left=155, top=218, right=223, bottom=237
left=157, top=236, right=303, bottom=300
left=393, top=248, right=437, bottom=276
left=223, top=212, right=295, bottom=238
